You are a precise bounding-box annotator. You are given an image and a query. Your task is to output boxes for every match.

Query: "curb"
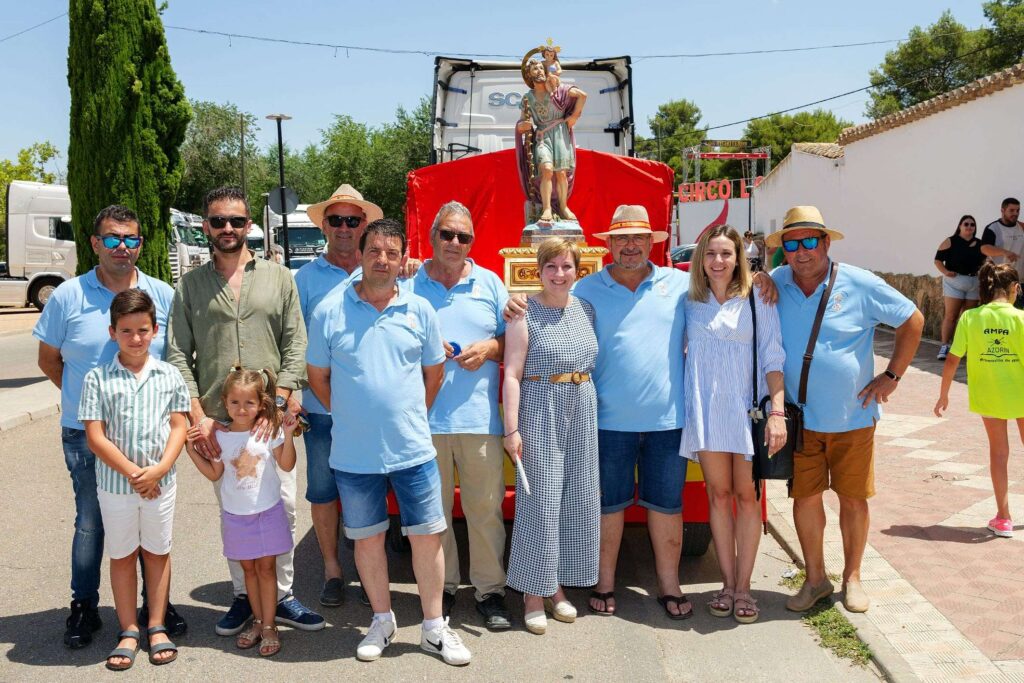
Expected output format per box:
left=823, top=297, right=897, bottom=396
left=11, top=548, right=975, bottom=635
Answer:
left=764, top=494, right=917, bottom=683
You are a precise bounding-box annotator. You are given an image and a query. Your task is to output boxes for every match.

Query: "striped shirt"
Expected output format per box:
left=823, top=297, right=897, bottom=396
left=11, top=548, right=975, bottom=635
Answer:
left=78, top=355, right=191, bottom=494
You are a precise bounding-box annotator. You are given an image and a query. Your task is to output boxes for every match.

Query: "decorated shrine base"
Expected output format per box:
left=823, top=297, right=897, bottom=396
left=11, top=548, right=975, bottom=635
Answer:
left=499, top=245, right=609, bottom=293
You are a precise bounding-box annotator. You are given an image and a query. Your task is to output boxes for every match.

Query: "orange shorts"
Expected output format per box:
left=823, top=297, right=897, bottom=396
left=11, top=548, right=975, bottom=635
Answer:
left=789, top=425, right=876, bottom=500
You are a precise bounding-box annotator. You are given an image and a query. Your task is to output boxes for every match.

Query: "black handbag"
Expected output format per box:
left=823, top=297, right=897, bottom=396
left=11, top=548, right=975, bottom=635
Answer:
left=749, top=262, right=838, bottom=498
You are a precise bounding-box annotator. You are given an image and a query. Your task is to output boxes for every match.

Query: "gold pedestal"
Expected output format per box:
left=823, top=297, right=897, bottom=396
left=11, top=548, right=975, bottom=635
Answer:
left=499, top=246, right=609, bottom=293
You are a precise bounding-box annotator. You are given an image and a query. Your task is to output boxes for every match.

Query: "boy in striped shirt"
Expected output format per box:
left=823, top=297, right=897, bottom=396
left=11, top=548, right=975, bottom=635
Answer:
left=79, top=289, right=191, bottom=670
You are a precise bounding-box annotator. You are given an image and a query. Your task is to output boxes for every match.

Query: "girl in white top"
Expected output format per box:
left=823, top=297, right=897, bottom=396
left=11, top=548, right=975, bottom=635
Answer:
left=186, top=367, right=298, bottom=657
left=681, top=225, right=787, bottom=624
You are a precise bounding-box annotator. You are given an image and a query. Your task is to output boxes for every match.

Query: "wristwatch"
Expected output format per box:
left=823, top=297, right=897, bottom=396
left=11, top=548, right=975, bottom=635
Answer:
left=275, top=395, right=287, bottom=410
left=883, top=370, right=901, bottom=382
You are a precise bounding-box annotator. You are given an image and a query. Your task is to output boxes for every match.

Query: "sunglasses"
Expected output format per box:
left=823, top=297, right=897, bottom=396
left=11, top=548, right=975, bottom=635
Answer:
left=438, top=229, right=473, bottom=245
left=782, top=235, right=824, bottom=253
left=962, top=222, right=976, bottom=227
left=207, top=215, right=248, bottom=229
left=98, top=234, right=143, bottom=249
left=325, top=214, right=363, bottom=228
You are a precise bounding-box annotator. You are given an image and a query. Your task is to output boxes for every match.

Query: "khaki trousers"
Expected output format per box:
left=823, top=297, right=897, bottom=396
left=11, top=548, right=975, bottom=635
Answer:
left=213, top=462, right=297, bottom=601
left=433, top=433, right=507, bottom=601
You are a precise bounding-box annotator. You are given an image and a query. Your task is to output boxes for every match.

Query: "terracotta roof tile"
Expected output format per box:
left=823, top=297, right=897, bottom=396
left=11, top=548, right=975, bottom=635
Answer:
left=792, top=142, right=844, bottom=159
left=838, top=61, right=1024, bottom=145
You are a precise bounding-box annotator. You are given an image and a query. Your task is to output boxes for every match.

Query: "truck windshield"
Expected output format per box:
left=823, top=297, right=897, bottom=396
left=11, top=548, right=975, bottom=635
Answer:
left=287, top=228, right=326, bottom=250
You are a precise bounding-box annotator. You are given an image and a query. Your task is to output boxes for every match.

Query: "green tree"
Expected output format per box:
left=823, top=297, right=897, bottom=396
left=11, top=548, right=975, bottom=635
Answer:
left=364, top=98, right=432, bottom=221
left=67, top=0, right=191, bottom=281
left=743, top=109, right=852, bottom=166
left=634, top=99, right=718, bottom=185
left=982, top=0, right=1024, bottom=70
left=177, top=101, right=260, bottom=214
left=0, top=142, right=60, bottom=260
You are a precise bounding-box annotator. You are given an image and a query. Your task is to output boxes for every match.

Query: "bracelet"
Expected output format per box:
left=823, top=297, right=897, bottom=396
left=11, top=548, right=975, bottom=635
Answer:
left=883, top=369, right=901, bottom=382
left=504, top=429, right=518, bottom=438
left=768, top=410, right=786, bottom=417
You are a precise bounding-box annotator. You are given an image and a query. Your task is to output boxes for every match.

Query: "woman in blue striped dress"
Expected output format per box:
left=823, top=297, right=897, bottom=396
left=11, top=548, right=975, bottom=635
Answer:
left=680, top=225, right=787, bottom=624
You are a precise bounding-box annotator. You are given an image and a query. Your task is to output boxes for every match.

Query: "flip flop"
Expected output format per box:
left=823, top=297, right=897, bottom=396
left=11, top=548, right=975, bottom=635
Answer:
left=105, top=630, right=141, bottom=671
left=588, top=590, right=616, bottom=616
left=657, top=595, right=694, bottom=621
left=146, top=625, right=178, bottom=665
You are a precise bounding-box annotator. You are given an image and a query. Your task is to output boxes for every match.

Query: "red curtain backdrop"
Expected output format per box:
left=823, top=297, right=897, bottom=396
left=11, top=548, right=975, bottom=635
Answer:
left=405, top=149, right=675, bottom=276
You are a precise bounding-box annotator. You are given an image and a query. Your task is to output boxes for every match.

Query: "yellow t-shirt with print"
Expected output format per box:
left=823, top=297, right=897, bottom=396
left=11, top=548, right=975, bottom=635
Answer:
left=950, top=301, right=1024, bottom=419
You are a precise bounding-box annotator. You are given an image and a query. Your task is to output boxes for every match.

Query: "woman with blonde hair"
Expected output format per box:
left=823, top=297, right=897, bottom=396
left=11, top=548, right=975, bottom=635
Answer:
left=503, top=237, right=599, bottom=634
left=680, top=224, right=787, bottom=623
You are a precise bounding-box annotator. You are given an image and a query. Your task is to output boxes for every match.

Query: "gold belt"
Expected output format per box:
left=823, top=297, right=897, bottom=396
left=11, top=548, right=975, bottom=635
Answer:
left=525, top=372, right=591, bottom=385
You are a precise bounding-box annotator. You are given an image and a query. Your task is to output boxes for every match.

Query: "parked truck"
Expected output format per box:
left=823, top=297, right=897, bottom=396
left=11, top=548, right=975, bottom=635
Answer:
left=262, top=203, right=326, bottom=270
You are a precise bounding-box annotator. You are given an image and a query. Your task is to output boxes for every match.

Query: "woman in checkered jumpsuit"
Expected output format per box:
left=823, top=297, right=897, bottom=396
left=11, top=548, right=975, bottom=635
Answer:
left=503, top=239, right=599, bottom=626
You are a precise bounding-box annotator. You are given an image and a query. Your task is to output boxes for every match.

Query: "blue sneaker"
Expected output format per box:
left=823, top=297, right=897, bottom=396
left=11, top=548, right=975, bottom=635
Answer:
left=275, top=596, right=325, bottom=631
left=215, top=595, right=252, bottom=636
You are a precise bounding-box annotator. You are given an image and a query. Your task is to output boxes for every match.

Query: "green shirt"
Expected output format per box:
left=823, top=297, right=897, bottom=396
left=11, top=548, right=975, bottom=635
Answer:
left=166, top=256, right=307, bottom=421
left=78, top=356, right=191, bottom=494
left=949, top=301, right=1024, bottom=419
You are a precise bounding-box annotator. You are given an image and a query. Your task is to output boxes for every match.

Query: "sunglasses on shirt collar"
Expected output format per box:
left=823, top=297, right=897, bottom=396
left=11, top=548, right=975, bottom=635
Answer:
left=207, top=215, right=248, bottom=229
left=782, top=234, right=825, bottom=253
left=325, top=214, right=363, bottom=228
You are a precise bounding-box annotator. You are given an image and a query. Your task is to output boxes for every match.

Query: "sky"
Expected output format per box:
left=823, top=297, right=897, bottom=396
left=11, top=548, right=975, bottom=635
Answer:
left=0, top=0, right=989, bottom=177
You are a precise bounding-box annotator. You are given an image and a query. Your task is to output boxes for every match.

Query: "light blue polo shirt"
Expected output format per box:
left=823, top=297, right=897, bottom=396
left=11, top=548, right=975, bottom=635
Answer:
left=294, top=255, right=357, bottom=414
left=572, top=263, right=689, bottom=432
left=306, top=282, right=446, bottom=474
left=33, top=268, right=174, bottom=430
left=773, top=261, right=917, bottom=433
left=406, top=260, right=508, bottom=435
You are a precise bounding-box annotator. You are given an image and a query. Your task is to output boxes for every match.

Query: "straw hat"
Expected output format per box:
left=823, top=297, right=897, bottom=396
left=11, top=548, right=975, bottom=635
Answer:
left=592, top=205, right=669, bottom=243
left=765, top=206, right=845, bottom=248
left=306, top=184, right=383, bottom=228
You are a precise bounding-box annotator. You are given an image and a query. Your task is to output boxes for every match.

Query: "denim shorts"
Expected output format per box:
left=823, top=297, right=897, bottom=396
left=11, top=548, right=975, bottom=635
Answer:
left=333, top=459, right=447, bottom=540
left=598, top=429, right=686, bottom=514
left=302, top=413, right=339, bottom=504
left=941, top=273, right=980, bottom=300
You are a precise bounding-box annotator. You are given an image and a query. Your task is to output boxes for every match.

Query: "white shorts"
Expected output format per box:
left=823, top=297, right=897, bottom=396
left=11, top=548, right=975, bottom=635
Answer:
left=97, top=481, right=177, bottom=559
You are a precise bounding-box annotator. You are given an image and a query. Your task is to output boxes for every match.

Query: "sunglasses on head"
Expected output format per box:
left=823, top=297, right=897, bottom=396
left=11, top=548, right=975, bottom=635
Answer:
left=207, top=215, right=248, bottom=229
left=438, top=229, right=473, bottom=245
left=99, top=234, right=143, bottom=249
left=325, top=214, right=363, bottom=228
left=782, top=235, right=825, bottom=253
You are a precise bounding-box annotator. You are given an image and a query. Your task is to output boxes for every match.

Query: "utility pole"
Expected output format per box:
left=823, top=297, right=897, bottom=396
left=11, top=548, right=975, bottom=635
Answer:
left=239, top=114, right=247, bottom=196
left=266, top=114, right=292, bottom=268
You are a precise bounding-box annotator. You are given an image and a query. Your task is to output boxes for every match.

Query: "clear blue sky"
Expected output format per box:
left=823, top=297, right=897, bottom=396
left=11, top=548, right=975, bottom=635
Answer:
left=1, top=0, right=988, bottom=175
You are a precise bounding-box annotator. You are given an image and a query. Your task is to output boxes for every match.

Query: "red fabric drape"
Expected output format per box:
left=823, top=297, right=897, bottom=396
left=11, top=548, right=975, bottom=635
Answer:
left=405, top=149, right=675, bottom=275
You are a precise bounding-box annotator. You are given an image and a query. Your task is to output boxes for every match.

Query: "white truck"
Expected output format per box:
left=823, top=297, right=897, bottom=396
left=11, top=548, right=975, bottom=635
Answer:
left=262, top=203, right=326, bottom=270
left=2, top=181, right=208, bottom=309
left=431, top=56, right=635, bottom=162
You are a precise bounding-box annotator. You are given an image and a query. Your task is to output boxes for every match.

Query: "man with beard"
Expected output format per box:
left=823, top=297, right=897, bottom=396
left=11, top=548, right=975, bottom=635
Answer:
left=166, top=186, right=324, bottom=635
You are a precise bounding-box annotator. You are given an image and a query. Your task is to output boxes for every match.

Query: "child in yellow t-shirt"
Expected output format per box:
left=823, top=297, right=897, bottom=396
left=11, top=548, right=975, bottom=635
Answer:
left=935, top=262, right=1024, bottom=538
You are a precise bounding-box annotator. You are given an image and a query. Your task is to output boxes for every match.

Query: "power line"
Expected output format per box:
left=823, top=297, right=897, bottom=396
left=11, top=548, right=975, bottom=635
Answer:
left=0, top=11, right=66, bottom=44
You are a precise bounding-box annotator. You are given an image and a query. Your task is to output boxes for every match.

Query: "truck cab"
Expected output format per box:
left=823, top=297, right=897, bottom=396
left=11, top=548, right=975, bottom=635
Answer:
left=0, top=180, right=75, bottom=309
left=262, top=203, right=325, bottom=270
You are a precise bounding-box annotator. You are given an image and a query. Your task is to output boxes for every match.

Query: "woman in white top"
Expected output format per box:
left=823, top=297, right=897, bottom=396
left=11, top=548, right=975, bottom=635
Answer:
left=743, top=231, right=762, bottom=271
left=680, top=224, right=787, bottom=624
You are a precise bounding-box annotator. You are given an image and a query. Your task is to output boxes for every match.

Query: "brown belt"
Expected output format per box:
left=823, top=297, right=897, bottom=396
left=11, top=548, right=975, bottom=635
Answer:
left=524, top=372, right=591, bottom=385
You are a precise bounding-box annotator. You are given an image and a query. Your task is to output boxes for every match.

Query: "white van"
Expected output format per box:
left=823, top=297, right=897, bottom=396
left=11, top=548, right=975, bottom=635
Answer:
left=431, top=56, right=634, bottom=163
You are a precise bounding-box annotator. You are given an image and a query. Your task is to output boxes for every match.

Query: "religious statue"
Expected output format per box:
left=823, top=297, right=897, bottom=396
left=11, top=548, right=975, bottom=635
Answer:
left=515, top=41, right=587, bottom=227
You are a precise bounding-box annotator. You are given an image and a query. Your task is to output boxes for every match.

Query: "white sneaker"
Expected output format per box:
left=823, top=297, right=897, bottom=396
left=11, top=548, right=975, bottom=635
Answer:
left=356, top=616, right=396, bottom=661
left=420, top=618, right=471, bottom=666
left=937, top=344, right=949, bottom=360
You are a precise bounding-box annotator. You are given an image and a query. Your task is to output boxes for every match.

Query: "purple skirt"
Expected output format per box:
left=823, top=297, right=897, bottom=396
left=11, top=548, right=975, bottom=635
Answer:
left=222, top=499, right=293, bottom=561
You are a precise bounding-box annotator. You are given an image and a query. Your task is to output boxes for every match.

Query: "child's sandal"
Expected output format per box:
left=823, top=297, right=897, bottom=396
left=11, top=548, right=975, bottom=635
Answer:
left=734, top=593, right=760, bottom=624
left=259, top=624, right=280, bottom=657
left=236, top=619, right=262, bottom=649
left=708, top=588, right=734, bottom=618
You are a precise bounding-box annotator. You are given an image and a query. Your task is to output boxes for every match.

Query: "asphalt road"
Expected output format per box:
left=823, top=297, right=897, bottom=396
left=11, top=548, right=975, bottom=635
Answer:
left=0, top=330, right=46, bottom=390
left=0, top=415, right=880, bottom=682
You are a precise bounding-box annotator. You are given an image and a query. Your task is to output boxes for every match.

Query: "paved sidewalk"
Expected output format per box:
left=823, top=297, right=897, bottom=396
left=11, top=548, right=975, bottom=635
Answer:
left=769, top=331, right=1024, bottom=682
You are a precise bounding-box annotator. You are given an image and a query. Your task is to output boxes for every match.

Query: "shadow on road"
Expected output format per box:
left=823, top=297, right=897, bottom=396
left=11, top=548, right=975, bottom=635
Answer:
left=881, top=523, right=1018, bottom=544
left=875, top=329, right=966, bottom=384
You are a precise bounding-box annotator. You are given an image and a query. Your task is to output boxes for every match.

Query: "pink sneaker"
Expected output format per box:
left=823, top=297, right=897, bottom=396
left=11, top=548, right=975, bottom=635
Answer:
left=988, top=517, right=1014, bottom=538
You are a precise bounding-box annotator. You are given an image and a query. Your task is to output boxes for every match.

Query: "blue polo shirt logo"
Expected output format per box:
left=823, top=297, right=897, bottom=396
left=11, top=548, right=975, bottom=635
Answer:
left=831, top=291, right=846, bottom=312
left=406, top=313, right=419, bottom=329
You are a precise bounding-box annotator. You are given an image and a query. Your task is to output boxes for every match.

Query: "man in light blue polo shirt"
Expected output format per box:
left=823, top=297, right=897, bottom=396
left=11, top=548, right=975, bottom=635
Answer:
left=768, top=206, right=923, bottom=615
left=34, top=205, right=182, bottom=648
left=407, top=201, right=511, bottom=629
left=294, top=183, right=383, bottom=608
left=306, top=219, right=472, bottom=666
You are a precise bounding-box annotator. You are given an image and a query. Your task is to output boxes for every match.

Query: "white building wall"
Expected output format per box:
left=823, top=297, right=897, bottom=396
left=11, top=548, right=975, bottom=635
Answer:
left=751, top=82, right=1024, bottom=275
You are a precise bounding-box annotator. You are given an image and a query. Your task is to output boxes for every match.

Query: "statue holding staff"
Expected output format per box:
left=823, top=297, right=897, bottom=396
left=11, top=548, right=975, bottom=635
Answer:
left=515, top=44, right=587, bottom=226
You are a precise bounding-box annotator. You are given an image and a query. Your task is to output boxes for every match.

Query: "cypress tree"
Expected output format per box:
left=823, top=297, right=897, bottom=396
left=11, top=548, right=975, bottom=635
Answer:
left=67, top=0, right=191, bottom=281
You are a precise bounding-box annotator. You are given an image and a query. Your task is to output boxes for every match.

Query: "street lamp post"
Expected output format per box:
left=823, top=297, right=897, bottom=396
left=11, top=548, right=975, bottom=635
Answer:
left=266, top=113, right=292, bottom=267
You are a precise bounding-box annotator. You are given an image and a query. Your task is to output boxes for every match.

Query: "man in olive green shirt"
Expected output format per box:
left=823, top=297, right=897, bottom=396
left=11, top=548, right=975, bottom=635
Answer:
left=166, top=186, right=324, bottom=635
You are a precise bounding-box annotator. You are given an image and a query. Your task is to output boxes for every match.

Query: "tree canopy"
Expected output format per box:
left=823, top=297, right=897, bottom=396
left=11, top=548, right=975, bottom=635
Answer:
left=743, top=110, right=852, bottom=165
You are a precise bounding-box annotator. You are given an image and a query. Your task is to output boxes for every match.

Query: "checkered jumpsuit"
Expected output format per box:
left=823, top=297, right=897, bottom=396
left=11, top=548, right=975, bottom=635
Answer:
left=506, top=296, right=600, bottom=596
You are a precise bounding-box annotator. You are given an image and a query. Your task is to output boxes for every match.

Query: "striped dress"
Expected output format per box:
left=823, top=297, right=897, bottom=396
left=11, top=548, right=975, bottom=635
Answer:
left=78, top=356, right=191, bottom=494
left=680, top=286, right=785, bottom=461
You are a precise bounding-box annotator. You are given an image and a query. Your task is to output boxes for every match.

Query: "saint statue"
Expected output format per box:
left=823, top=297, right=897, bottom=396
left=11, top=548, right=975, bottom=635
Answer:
left=515, top=42, right=587, bottom=226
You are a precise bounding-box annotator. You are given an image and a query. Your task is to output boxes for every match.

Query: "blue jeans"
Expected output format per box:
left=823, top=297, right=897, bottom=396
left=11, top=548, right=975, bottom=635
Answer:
left=61, top=427, right=104, bottom=605
left=598, top=428, right=686, bottom=514
left=333, top=459, right=447, bottom=540
left=302, top=413, right=339, bottom=504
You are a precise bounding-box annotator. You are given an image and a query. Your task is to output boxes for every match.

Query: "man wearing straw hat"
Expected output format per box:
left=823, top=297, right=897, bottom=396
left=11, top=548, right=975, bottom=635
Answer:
left=294, top=183, right=383, bottom=608
left=767, top=206, right=923, bottom=614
